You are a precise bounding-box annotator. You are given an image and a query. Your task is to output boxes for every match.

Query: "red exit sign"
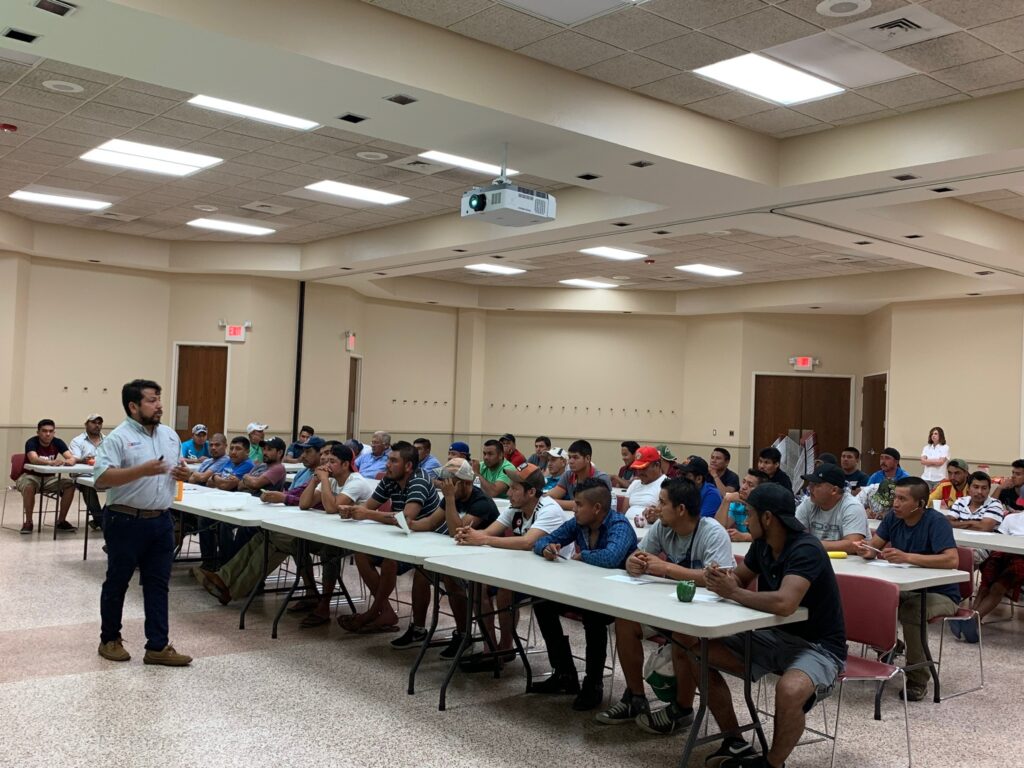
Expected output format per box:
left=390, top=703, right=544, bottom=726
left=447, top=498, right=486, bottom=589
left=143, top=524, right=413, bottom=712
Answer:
left=225, top=324, right=247, bottom=342
left=791, top=355, right=815, bottom=371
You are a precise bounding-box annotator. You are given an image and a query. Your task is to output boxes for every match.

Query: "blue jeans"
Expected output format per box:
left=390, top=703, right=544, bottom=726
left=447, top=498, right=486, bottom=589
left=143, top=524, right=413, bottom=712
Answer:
left=100, top=507, right=174, bottom=651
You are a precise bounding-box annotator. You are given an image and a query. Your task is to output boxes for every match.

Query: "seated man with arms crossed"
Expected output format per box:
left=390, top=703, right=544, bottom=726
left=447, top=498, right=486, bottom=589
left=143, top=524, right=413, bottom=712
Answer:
left=186, top=434, right=229, bottom=485
left=715, top=469, right=769, bottom=542
left=531, top=479, right=637, bottom=711
left=596, top=478, right=732, bottom=731
left=855, top=477, right=959, bottom=702
left=455, top=464, right=570, bottom=672
left=208, top=437, right=256, bottom=492
left=994, top=459, right=1024, bottom=512
left=795, top=464, right=869, bottom=553
left=336, top=441, right=441, bottom=636
left=355, top=430, right=390, bottom=479
left=545, top=439, right=612, bottom=512
left=672, top=484, right=846, bottom=768
left=623, top=446, right=666, bottom=520
left=236, top=437, right=288, bottom=495
left=973, top=509, right=1024, bottom=632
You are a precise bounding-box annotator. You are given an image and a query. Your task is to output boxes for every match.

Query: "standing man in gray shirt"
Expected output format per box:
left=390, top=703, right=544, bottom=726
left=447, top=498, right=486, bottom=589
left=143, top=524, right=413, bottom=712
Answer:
left=93, top=379, right=193, bottom=666
left=796, top=464, right=869, bottom=553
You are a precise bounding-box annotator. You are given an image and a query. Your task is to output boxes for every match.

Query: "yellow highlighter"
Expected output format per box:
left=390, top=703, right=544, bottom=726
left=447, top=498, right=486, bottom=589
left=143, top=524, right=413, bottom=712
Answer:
left=828, top=551, right=848, bottom=559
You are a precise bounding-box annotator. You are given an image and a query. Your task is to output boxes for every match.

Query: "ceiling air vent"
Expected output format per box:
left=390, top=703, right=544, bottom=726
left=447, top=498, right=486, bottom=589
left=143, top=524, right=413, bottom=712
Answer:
left=872, top=18, right=921, bottom=34
left=384, top=94, right=417, bottom=106
left=89, top=211, right=139, bottom=222
left=241, top=200, right=294, bottom=215
left=34, top=0, right=78, bottom=16
left=2, top=28, right=39, bottom=43
left=833, top=7, right=959, bottom=51
left=337, top=113, right=367, bottom=124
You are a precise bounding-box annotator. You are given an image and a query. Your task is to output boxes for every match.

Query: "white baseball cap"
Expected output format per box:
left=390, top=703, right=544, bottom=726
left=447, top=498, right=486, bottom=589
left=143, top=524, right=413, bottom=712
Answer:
left=246, top=422, right=268, bottom=433
left=547, top=447, right=568, bottom=459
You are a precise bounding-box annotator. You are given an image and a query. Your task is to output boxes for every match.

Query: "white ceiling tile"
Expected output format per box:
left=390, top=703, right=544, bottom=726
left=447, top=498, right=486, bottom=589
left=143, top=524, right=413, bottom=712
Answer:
left=634, top=71, right=730, bottom=105
left=16, top=69, right=110, bottom=100
left=370, top=0, right=494, bottom=26
left=232, top=151, right=296, bottom=170
left=257, top=142, right=326, bottom=164
left=285, top=132, right=359, bottom=154
left=0, top=98, right=63, bottom=126
left=200, top=131, right=272, bottom=151
left=685, top=91, right=774, bottom=119
left=734, top=107, right=822, bottom=133
left=776, top=123, right=834, bottom=137
left=855, top=74, right=959, bottom=108
left=642, top=0, right=764, bottom=30
left=971, top=15, right=1024, bottom=52
left=0, top=60, right=31, bottom=83
left=37, top=126, right=103, bottom=148
left=71, top=101, right=154, bottom=128
left=517, top=30, right=623, bottom=70
left=765, top=31, right=917, bottom=87
left=921, top=0, right=1024, bottom=28
left=57, top=114, right=130, bottom=139
left=894, top=92, right=971, bottom=112
left=117, top=129, right=190, bottom=148
left=639, top=31, right=745, bottom=70
left=92, top=87, right=178, bottom=115
left=886, top=32, right=1003, bottom=72
left=931, top=54, right=1024, bottom=90
left=133, top=116, right=215, bottom=140
left=448, top=5, right=562, bottom=49
left=3, top=84, right=84, bottom=113
left=38, top=59, right=121, bottom=85
left=573, top=7, right=689, bottom=49
left=970, top=80, right=1024, bottom=96
left=775, top=0, right=909, bottom=28
left=792, top=91, right=887, bottom=121
left=704, top=6, right=823, bottom=49
left=116, top=78, right=192, bottom=101
left=160, top=103, right=240, bottom=129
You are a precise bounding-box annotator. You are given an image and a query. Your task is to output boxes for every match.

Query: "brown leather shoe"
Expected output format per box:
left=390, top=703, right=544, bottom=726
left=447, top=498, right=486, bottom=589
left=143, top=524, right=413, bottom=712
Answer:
left=192, top=566, right=231, bottom=605
left=143, top=644, right=192, bottom=666
left=98, top=638, right=131, bottom=662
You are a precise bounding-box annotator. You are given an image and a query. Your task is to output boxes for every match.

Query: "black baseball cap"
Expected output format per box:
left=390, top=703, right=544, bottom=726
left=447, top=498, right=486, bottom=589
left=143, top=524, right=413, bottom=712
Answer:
left=260, top=436, right=287, bottom=451
left=881, top=447, right=901, bottom=462
left=801, top=464, right=845, bottom=489
left=675, top=455, right=711, bottom=481
left=746, top=484, right=803, bottom=532
left=499, top=433, right=516, bottom=443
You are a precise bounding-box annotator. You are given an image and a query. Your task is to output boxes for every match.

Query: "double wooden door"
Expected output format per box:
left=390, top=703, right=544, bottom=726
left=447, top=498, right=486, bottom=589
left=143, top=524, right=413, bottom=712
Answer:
left=753, top=375, right=852, bottom=460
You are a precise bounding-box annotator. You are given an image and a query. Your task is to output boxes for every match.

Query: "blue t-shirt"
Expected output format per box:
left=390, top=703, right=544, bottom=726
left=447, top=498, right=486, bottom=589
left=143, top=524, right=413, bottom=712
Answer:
left=728, top=501, right=749, bottom=533
left=876, top=508, right=960, bottom=603
left=181, top=438, right=210, bottom=460
left=196, top=455, right=230, bottom=475
left=217, top=458, right=255, bottom=479
left=699, top=482, right=723, bottom=518
left=867, top=467, right=909, bottom=485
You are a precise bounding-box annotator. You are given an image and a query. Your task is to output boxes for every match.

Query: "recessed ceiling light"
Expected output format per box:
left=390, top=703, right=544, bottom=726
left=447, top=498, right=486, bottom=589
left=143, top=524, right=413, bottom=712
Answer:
left=87, top=259, right=100, bottom=263
left=653, top=230, right=671, bottom=235
left=577, top=173, right=601, bottom=181
left=193, top=204, right=218, bottom=212
left=188, top=95, right=318, bottom=130
left=904, top=234, right=922, bottom=239
left=580, top=246, right=646, bottom=261
left=427, top=300, right=438, bottom=304
left=356, top=151, right=389, bottom=161
left=186, top=218, right=275, bottom=236
left=694, top=53, right=844, bottom=106
left=611, top=222, right=632, bottom=227
left=10, top=189, right=111, bottom=210
left=81, top=139, right=222, bottom=176
left=338, top=267, right=352, bottom=271
left=384, top=94, right=418, bottom=106
left=931, top=186, right=955, bottom=193
left=975, top=271, right=994, bottom=276
left=816, top=0, right=870, bottom=17
left=34, top=0, right=78, bottom=16
left=419, top=150, right=518, bottom=177
left=560, top=278, right=618, bottom=289
left=304, top=180, right=408, bottom=205
left=2, top=28, right=39, bottom=44
left=465, top=263, right=526, bottom=275
left=706, top=230, right=732, bottom=236
left=630, top=160, right=654, bottom=168
left=810, top=306, right=822, bottom=309
left=892, top=173, right=919, bottom=181
left=611, top=275, right=631, bottom=281
left=452, top=248, right=468, bottom=253
left=42, top=79, right=83, bottom=93
left=966, top=293, right=981, bottom=297
left=675, top=263, right=743, bottom=277
left=854, top=240, right=872, bottom=245
left=338, top=113, right=367, bottom=124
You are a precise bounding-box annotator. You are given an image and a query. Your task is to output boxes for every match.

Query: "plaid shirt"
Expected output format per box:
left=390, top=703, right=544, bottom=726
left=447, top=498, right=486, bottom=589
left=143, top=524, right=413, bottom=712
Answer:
left=533, top=511, right=637, bottom=569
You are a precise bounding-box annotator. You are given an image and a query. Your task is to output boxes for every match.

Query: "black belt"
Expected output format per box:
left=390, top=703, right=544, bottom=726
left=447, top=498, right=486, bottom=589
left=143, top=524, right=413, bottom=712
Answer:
left=108, top=504, right=166, bottom=519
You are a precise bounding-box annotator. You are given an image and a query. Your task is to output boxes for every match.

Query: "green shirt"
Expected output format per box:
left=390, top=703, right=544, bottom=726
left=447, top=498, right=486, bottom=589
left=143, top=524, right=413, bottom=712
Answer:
left=249, top=444, right=263, bottom=463
left=480, top=459, right=516, bottom=499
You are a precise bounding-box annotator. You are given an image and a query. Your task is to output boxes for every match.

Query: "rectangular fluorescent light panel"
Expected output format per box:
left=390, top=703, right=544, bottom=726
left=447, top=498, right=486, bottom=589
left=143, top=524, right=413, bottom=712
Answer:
left=580, top=246, right=646, bottom=261
left=187, top=218, right=275, bottom=236
left=500, top=0, right=636, bottom=25
left=676, top=263, right=743, bottom=277
left=465, top=263, right=526, bottom=275
left=10, top=189, right=111, bottom=211
left=419, top=151, right=518, bottom=177
left=694, top=53, right=843, bottom=106
left=764, top=32, right=916, bottom=89
left=188, top=95, right=318, bottom=131
left=304, top=180, right=408, bottom=205
left=560, top=278, right=618, bottom=289
left=81, top=139, right=222, bottom=176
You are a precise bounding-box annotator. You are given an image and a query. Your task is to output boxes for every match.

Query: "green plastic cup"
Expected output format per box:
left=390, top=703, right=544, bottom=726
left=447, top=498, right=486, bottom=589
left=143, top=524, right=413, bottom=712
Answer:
left=676, top=580, right=696, bottom=603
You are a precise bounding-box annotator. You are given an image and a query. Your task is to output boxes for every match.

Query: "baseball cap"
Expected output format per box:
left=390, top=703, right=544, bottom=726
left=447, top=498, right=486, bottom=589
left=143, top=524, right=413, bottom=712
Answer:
left=86, top=413, right=103, bottom=423
left=746, top=483, right=803, bottom=532
left=817, top=452, right=838, bottom=465
left=676, top=455, right=711, bottom=481
left=947, top=458, right=969, bottom=472
left=656, top=444, right=677, bottom=461
left=547, top=447, right=568, bottom=460
left=298, top=436, right=326, bottom=450
left=800, top=464, right=845, bottom=488
left=438, top=457, right=475, bottom=481
left=247, top=422, right=268, bottom=433
left=449, top=441, right=471, bottom=455
left=881, top=447, right=901, bottom=462
left=630, top=445, right=662, bottom=470
left=192, top=424, right=208, bottom=435
left=499, top=433, right=516, bottom=443
left=260, top=436, right=287, bottom=451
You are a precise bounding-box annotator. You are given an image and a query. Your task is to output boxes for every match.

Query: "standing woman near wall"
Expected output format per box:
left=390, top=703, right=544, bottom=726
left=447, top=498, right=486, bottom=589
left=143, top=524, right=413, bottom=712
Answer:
left=920, top=426, right=950, bottom=489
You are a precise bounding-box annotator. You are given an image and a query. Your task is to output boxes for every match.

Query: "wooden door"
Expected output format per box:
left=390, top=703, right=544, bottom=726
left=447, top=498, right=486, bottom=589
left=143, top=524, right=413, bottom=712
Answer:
left=753, top=375, right=802, bottom=456
left=346, top=356, right=361, bottom=440
left=174, top=345, right=227, bottom=442
left=861, top=374, right=887, bottom=475
left=753, top=374, right=851, bottom=459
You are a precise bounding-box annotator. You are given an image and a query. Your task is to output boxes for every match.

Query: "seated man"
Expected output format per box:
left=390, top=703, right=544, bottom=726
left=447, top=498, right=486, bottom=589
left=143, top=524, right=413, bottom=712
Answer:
left=69, top=413, right=105, bottom=530
left=667, top=484, right=846, bottom=768
left=543, top=447, right=567, bottom=492
left=757, top=446, right=793, bottom=491
left=17, top=419, right=77, bottom=534
left=867, top=447, right=910, bottom=485
left=194, top=444, right=373, bottom=609
left=526, top=436, right=551, bottom=470
left=246, top=422, right=267, bottom=463
left=545, top=439, right=612, bottom=512
left=336, top=441, right=440, bottom=635
left=840, top=446, right=869, bottom=491
left=356, top=430, right=391, bottom=479
left=186, top=433, right=229, bottom=485
left=447, top=440, right=472, bottom=466
left=709, top=446, right=741, bottom=496
left=658, top=445, right=680, bottom=479
left=927, top=458, right=970, bottom=510
left=477, top=439, right=516, bottom=499
left=238, top=437, right=288, bottom=495
left=596, top=478, right=732, bottom=730
left=674, top=456, right=723, bottom=518
left=260, top=438, right=331, bottom=506
left=413, top=437, right=442, bottom=477
left=531, top=479, right=637, bottom=710
left=795, top=464, right=869, bottom=553
left=856, top=477, right=959, bottom=702
left=455, top=465, right=570, bottom=671
left=180, top=424, right=210, bottom=463
left=715, top=468, right=769, bottom=542
left=623, top=446, right=665, bottom=518
left=994, top=459, right=1024, bottom=512
left=974, top=510, right=1024, bottom=631
left=208, top=436, right=256, bottom=491
left=946, top=472, right=1003, bottom=532
left=286, top=425, right=315, bottom=459
left=611, top=441, right=640, bottom=489
left=499, top=433, right=528, bottom=470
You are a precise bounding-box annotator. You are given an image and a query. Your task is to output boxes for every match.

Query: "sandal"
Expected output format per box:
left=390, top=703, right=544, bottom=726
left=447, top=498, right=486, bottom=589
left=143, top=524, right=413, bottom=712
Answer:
left=300, top=613, right=331, bottom=628
left=337, top=615, right=364, bottom=632
left=287, top=599, right=318, bottom=614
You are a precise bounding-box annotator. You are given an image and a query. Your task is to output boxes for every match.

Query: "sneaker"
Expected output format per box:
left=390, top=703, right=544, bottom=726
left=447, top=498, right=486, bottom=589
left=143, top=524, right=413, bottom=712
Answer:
left=19, top=522, right=33, bottom=535
left=56, top=520, right=77, bottom=533
left=572, top=677, right=604, bottom=711
left=635, top=702, right=694, bottom=735
left=899, top=683, right=927, bottom=702
left=459, top=651, right=516, bottom=673
left=390, top=625, right=427, bottom=650
left=98, top=638, right=130, bottom=662
left=88, top=520, right=102, bottom=532
left=596, top=689, right=650, bottom=725
left=528, top=670, right=580, bottom=695
left=959, top=616, right=980, bottom=644
left=143, top=644, right=192, bottom=666
left=705, top=737, right=757, bottom=767
left=439, top=631, right=475, bottom=659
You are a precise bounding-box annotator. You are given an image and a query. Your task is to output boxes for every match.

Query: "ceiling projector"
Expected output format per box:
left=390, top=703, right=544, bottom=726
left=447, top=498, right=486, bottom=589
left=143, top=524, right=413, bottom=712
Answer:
left=461, top=181, right=556, bottom=227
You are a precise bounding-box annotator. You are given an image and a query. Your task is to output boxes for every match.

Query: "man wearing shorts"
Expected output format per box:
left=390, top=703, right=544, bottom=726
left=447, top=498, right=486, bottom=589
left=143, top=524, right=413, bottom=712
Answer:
left=673, top=483, right=846, bottom=768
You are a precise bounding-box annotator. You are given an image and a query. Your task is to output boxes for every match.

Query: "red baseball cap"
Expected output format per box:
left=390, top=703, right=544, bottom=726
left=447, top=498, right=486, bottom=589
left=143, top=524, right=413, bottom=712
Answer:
left=630, top=445, right=661, bottom=469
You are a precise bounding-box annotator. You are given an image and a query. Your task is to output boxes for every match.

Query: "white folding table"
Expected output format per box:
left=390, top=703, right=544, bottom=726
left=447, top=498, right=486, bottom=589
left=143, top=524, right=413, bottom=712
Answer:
left=23, top=463, right=94, bottom=539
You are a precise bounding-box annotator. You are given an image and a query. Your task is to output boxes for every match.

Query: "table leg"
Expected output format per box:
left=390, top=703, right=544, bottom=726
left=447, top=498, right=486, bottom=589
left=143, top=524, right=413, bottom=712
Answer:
left=922, top=589, right=940, bottom=702
left=742, top=632, right=769, bottom=755
left=82, top=484, right=90, bottom=561
left=439, top=580, right=479, bottom=711
left=271, top=538, right=306, bottom=639
left=678, top=637, right=710, bottom=768
left=510, top=603, right=533, bottom=690
left=408, top=571, right=442, bottom=696
left=239, top=532, right=270, bottom=630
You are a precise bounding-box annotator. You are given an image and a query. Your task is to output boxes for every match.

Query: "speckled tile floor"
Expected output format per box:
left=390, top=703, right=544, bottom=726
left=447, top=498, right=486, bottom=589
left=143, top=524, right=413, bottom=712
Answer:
left=1, top=497, right=1020, bottom=767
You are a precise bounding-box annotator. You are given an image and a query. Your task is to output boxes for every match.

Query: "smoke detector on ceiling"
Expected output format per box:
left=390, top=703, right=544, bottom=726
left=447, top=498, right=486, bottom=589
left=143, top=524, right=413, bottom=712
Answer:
left=816, top=0, right=870, bottom=17
left=42, top=80, right=83, bottom=93
left=356, top=151, right=389, bottom=161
